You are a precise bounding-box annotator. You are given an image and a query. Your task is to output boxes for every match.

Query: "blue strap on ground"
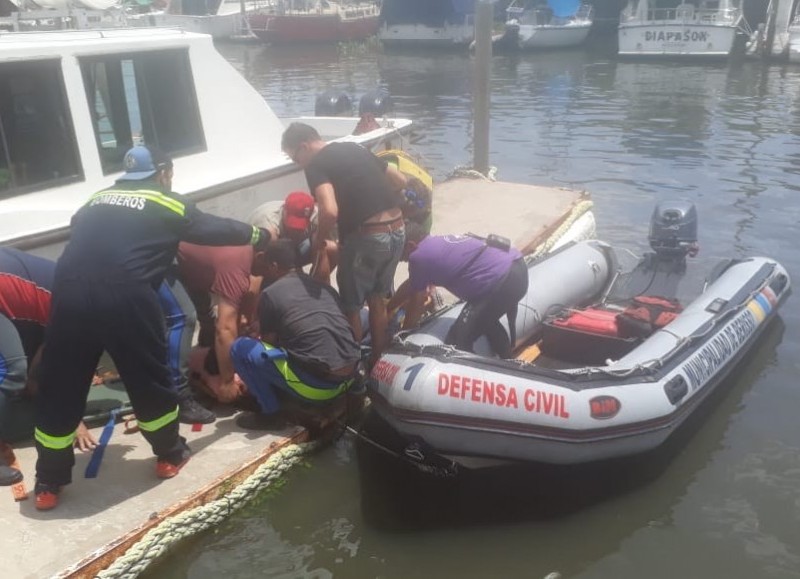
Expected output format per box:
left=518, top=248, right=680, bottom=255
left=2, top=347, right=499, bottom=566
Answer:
left=84, top=408, right=119, bottom=479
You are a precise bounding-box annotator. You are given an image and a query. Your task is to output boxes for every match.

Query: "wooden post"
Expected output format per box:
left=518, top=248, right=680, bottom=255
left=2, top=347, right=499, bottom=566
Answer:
left=473, top=0, right=493, bottom=175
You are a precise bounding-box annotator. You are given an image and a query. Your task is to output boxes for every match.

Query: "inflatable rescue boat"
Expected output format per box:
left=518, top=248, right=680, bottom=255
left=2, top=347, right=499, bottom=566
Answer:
left=368, top=201, right=791, bottom=469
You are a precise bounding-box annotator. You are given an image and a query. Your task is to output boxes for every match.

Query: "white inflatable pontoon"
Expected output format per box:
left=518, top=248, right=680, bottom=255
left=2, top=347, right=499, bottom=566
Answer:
left=368, top=202, right=791, bottom=469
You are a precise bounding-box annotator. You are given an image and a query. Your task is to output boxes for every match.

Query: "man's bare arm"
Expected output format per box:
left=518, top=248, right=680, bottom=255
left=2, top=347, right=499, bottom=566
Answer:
left=214, top=297, right=242, bottom=403
left=386, top=165, right=408, bottom=193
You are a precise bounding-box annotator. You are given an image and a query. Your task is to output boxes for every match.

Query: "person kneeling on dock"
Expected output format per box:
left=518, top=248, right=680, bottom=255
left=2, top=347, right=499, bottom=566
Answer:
left=0, top=248, right=98, bottom=487
left=388, top=223, right=528, bottom=359
left=230, top=239, right=360, bottom=430
left=32, top=146, right=271, bottom=511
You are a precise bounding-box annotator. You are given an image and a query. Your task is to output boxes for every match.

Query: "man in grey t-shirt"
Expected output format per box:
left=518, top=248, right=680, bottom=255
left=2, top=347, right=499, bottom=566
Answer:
left=230, top=239, right=360, bottom=429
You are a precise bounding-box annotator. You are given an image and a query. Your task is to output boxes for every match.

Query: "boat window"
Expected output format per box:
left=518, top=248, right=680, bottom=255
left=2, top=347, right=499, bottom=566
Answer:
left=0, top=60, right=83, bottom=198
left=80, top=49, right=206, bottom=175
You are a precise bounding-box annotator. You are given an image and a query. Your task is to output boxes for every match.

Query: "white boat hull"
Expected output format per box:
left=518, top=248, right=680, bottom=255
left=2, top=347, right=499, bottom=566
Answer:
left=516, top=23, right=591, bottom=48
left=788, top=25, right=800, bottom=62
left=378, top=22, right=474, bottom=47
left=126, top=12, right=241, bottom=38
left=10, top=123, right=407, bottom=262
left=618, top=23, right=739, bottom=56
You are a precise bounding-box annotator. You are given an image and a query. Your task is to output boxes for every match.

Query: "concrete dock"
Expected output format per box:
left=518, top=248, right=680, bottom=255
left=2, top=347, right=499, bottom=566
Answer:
left=431, top=178, right=590, bottom=248
left=2, top=414, right=310, bottom=579
left=0, top=178, right=592, bottom=578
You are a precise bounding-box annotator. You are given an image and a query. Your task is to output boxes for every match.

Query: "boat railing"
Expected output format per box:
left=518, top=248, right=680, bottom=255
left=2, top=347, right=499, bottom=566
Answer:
left=342, top=3, right=378, bottom=19
left=510, top=3, right=593, bottom=26
left=623, top=6, right=741, bottom=24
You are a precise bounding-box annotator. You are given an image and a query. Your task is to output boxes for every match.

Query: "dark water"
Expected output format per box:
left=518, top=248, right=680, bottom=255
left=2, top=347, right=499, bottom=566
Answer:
left=147, top=41, right=800, bottom=578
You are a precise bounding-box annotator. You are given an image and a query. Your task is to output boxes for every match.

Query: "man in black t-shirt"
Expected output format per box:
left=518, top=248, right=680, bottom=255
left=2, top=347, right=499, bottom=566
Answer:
left=281, top=123, right=408, bottom=366
left=230, top=240, right=360, bottom=429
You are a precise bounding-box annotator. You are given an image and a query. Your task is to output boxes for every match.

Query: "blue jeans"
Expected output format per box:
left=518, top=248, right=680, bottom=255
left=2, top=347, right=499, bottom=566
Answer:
left=337, top=227, right=406, bottom=312
left=156, top=269, right=197, bottom=398
left=230, top=338, right=352, bottom=415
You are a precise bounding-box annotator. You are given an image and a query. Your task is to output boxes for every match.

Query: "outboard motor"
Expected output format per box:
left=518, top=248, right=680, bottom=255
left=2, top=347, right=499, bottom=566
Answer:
left=648, top=200, right=698, bottom=259
left=315, top=90, right=352, bottom=117
left=358, top=89, right=393, bottom=117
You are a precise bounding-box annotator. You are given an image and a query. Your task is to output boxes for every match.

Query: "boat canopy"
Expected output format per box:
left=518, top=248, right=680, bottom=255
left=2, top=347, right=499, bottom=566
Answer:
left=548, top=0, right=581, bottom=17
left=380, top=0, right=474, bottom=27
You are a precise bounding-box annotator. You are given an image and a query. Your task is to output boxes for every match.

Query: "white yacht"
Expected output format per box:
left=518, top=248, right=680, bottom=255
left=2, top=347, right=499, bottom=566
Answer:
left=618, top=0, right=750, bottom=57
left=0, top=27, right=411, bottom=259
left=788, top=1, right=800, bottom=61
left=504, top=0, right=594, bottom=50
left=378, top=0, right=475, bottom=48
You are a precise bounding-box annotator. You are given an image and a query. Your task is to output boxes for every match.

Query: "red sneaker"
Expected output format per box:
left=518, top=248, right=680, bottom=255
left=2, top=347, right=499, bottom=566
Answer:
left=34, top=482, right=61, bottom=511
left=156, top=453, right=191, bottom=479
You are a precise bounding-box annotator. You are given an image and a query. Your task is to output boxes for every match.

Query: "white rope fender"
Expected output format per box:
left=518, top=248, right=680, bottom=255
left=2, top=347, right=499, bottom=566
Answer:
left=528, top=199, right=595, bottom=260
left=96, top=440, right=323, bottom=579
left=445, top=164, right=498, bottom=182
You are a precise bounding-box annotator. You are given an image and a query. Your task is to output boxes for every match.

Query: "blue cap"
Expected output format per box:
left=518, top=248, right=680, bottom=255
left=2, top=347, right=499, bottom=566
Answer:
left=118, top=146, right=158, bottom=181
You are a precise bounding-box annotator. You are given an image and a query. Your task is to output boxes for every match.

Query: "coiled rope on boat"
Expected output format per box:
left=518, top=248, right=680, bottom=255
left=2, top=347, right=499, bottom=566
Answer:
left=96, top=440, right=323, bottom=579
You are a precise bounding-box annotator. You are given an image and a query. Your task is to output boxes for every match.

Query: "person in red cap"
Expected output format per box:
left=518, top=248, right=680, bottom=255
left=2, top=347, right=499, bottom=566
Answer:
left=248, top=191, right=338, bottom=284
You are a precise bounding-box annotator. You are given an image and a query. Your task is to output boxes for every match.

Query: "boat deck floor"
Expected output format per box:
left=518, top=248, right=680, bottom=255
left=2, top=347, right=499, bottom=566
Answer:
left=0, top=179, right=588, bottom=578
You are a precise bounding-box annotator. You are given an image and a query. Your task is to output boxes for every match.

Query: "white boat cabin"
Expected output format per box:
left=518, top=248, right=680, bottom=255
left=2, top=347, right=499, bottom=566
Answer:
left=618, top=0, right=749, bottom=57
left=378, top=0, right=475, bottom=47
left=0, top=27, right=411, bottom=258
left=504, top=0, right=594, bottom=49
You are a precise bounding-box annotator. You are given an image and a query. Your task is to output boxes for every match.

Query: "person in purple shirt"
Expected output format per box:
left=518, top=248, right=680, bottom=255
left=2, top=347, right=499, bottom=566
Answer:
left=388, top=223, right=529, bottom=358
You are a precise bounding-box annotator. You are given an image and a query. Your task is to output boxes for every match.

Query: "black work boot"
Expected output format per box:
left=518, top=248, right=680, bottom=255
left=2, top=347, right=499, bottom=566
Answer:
left=178, top=395, right=216, bottom=424
left=0, top=452, right=23, bottom=487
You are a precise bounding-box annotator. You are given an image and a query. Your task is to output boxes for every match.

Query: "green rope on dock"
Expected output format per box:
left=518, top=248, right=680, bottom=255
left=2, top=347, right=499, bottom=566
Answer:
left=95, top=440, right=323, bottom=579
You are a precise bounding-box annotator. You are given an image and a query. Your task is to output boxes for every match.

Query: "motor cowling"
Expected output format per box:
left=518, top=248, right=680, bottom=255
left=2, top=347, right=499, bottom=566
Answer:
left=648, top=200, right=698, bottom=258
left=359, top=89, right=393, bottom=117
left=315, top=90, right=352, bottom=116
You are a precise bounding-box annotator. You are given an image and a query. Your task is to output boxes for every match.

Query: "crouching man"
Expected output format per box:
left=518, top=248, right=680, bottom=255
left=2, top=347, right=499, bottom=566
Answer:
left=230, top=240, right=360, bottom=429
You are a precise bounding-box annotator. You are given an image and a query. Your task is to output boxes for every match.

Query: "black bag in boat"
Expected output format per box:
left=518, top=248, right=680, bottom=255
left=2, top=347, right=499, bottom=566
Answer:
left=617, top=295, right=682, bottom=339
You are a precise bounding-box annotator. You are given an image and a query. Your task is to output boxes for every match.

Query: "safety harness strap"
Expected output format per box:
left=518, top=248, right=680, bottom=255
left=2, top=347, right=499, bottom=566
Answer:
left=261, top=343, right=351, bottom=401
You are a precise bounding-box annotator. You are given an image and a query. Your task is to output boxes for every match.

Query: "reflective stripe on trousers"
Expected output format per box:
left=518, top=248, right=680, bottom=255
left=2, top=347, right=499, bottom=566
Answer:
left=261, top=343, right=352, bottom=401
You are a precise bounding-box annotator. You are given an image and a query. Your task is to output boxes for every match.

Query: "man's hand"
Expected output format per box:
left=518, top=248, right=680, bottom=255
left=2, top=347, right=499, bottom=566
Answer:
left=74, top=422, right=98, bottom=453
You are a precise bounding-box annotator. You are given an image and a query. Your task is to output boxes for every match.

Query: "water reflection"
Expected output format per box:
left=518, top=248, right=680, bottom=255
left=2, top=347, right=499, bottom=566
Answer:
left=147, top=319, right=785, bottom=579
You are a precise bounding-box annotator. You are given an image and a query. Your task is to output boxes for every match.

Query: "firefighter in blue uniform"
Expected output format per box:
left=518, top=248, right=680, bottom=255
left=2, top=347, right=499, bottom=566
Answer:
left=33, top=146, right=270, bottom=511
